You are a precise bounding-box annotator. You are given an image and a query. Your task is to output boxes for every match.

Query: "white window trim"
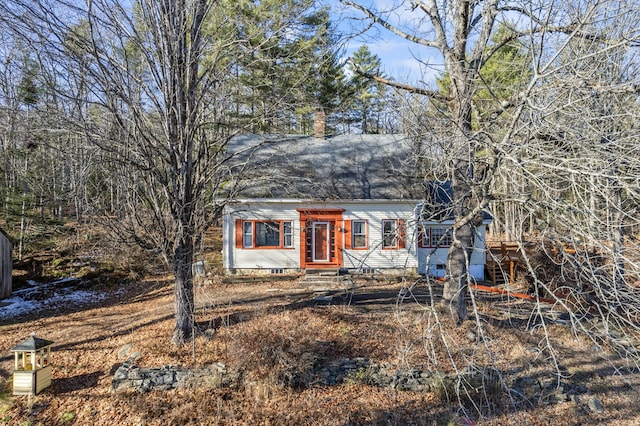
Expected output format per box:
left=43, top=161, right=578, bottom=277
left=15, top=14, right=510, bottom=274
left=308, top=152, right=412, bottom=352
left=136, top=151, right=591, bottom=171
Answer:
left=382, top=219, right=398, bottom=249
left=352, top=219, right=367, bottom=249
left=242, top=220, right=294, bottom=249
left=429, top=227, right=453, bottom=248
left=242, top=221, right=253, bottom=248
left=283, top=221, right=293, bottom=248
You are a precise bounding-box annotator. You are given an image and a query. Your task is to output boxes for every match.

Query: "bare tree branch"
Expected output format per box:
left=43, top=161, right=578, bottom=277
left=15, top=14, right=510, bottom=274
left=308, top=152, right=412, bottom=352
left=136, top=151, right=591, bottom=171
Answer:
left=348, top=58, right=451, bottom=101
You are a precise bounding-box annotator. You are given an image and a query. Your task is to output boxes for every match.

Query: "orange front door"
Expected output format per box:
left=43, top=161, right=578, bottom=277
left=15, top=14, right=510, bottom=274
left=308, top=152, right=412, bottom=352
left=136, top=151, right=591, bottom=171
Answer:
left=312, top=222, right=330, bottom=262
left=298, top=208, right=344, bottom=269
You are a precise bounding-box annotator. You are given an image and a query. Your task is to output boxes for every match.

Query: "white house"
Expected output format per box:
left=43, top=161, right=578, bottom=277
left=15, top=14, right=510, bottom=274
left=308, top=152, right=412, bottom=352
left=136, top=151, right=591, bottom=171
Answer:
left=415, top=211, right=490, bottom=280
left=223, top=199, right=419, bottom=274
left=221, top=133, right=490, bottom=279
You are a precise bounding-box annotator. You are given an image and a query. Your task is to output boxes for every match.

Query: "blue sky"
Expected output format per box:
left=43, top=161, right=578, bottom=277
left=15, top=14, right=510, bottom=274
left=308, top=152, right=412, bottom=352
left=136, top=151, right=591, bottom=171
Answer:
left=329, top=0, right=445, bottom=87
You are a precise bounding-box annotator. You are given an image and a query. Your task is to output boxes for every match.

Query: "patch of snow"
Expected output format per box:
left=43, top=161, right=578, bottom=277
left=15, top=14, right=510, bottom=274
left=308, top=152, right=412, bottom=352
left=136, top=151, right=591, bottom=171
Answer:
left=1, top=278, right=110, bottom=320
left=0, top=296, right=38, bottom=317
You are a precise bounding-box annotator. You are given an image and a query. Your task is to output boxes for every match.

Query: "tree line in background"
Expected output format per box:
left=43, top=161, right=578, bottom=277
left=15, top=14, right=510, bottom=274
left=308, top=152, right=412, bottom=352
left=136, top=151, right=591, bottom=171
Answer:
left=0, top=0, right=639, bottom=380
left=0, top=0, right=397, bottom=225
left=0, top=0, right=408, bottom=343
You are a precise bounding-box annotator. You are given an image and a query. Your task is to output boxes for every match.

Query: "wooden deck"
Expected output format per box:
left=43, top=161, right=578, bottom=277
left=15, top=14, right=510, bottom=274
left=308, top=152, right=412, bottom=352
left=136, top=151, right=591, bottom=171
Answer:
left=485, top=241, right=522, bottom=286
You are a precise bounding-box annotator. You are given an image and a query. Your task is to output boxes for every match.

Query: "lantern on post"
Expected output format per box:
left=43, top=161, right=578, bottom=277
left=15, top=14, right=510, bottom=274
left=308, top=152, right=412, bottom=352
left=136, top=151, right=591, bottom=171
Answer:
left=11, top=335, right=54, bottom=395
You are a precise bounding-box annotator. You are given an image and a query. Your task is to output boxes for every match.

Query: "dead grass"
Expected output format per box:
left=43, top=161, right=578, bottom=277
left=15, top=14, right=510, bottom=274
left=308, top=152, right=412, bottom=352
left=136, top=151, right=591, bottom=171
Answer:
left=1, top=275, right=640, bottom=425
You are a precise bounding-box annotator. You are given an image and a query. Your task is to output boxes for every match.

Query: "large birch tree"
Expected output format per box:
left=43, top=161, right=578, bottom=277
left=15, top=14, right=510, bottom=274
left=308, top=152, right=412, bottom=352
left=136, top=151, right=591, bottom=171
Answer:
left=341, top=0, right=640, bottom=326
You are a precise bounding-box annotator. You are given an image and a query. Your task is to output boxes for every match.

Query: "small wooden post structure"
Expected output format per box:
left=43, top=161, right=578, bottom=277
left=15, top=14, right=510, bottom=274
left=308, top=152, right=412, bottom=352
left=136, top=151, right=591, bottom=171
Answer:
left=11, top=335, right=54, bottom=395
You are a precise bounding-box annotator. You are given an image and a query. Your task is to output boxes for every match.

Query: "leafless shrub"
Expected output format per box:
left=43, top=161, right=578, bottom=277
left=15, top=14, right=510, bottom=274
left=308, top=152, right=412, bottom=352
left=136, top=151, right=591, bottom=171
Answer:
left=226, top=310, right=349, bottom=389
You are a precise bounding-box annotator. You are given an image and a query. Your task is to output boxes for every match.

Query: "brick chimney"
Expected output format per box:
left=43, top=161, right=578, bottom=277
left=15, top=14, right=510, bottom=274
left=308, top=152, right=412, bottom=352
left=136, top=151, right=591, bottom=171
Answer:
left=313, top=109, right=326, bottom=139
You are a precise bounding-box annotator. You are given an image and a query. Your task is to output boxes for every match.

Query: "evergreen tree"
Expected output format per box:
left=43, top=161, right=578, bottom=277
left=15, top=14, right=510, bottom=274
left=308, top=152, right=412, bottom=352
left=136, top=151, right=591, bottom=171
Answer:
left=347, top=45, right=387, bottom=133
left=17, top=56, right=40, bottom=108
left=226, top=0, right=344, bottom=134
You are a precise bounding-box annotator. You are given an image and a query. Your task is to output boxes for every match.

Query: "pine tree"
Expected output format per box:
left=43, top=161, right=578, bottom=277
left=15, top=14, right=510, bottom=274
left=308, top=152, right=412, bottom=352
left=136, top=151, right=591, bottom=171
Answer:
left=226, top=0, right=344, bottom=134
left=347, top=45, right=387, bottom=133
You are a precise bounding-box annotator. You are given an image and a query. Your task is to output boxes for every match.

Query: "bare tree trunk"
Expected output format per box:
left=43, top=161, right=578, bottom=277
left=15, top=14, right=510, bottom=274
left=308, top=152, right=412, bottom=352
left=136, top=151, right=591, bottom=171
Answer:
left=610, top=181, right=625, bottom=287
left=173, top=238, right=195, bottom=344
left=17, top=155, right=28, bottom=262
left=444, top=220, right=472, bottom=322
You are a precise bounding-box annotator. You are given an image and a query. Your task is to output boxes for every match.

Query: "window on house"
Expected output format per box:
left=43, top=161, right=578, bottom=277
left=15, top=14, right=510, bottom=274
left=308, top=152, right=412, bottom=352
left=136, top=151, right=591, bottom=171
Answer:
left=419, top=227, right=429, bottom=248
left=256, top=221, right=281, bottom=247
left=418, top=226, right=453, bottom=248
left=352, top=220, right=367, bottom=248
left=241, top=220, right=293, bottom=249
left=242, top=221, right=253, bottom=248
left=283, top=221, right=293, bottom=248
left=382, top=219, right=397, bottom=248
left=430, top=228, right=453, bottom=247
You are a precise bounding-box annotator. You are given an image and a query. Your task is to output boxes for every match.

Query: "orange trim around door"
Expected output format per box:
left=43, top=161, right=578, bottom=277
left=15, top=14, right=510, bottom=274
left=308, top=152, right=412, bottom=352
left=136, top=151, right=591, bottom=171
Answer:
left=297, top=208, right=344, bottom=269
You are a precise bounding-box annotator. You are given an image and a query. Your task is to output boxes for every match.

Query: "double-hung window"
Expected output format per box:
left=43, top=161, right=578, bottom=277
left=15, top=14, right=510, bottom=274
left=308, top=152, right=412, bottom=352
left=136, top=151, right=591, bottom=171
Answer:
left=382, top=219, right=406, bottom=249
left=352, top=220, right=367, bottom=249
left=241, top=220, right=294, bottom=249
left=242, top=221, right=253, bottom=248
left=382, top=220, right=397, bottom=248
left=283, top=221, right=293, bottom=248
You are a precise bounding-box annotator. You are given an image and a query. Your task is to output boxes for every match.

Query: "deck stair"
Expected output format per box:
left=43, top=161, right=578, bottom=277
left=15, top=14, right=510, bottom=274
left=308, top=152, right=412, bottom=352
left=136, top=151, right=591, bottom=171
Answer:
left=485, top=242, right=522, bottom=286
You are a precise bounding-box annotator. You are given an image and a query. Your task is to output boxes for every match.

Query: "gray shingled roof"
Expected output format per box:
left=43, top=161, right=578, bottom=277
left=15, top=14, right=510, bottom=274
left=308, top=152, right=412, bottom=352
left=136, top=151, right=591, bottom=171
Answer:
left=228, top=134, right=425, bottom=200
left=11, top=335, right=54, bottom=352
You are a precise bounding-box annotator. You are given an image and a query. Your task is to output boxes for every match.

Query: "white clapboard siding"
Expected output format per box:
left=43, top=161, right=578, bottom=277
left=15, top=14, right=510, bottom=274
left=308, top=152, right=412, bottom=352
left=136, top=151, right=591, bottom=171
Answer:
left=224, top=200, right=490, bottom=280
left=223, top=200, right=419, bottom=272
left=415, top=222, right=488, bottom=280
left=341, top=203, right=417, bottom=271
left=223, top=202, right=303, bottom=271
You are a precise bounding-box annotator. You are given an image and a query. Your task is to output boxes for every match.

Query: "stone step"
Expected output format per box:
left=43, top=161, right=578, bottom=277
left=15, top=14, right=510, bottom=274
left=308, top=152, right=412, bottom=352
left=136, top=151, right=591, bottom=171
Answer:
left=299, top=277, right=342, bottom=287
left=300, top=268, right=341, bottom=286
left=304, top=268, right=340, bottom=276
left=299, top=272, right=354, bottom=292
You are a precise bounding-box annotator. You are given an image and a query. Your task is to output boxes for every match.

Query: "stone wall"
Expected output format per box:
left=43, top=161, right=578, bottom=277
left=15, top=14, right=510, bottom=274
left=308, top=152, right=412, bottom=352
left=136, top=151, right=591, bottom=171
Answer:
left=112, top=361, right=238, bottom=393
left=112, top=356, right=600, bottom=412
left=112, top=356, right=499, bottom=398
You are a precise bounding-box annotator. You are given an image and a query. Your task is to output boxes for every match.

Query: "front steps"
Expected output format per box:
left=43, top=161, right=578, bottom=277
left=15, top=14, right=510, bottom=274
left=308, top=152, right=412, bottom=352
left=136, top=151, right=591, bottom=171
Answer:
left=299, top=268, right=354, bottom=293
